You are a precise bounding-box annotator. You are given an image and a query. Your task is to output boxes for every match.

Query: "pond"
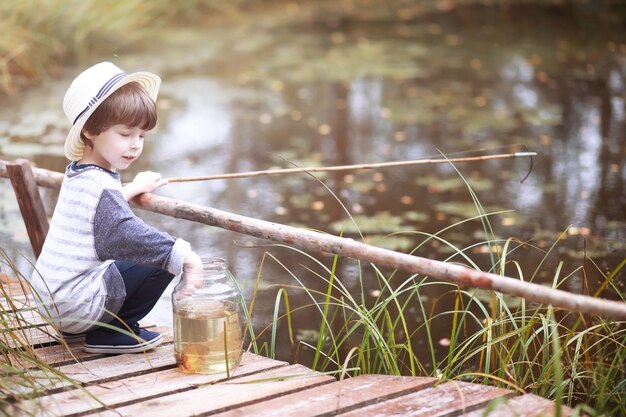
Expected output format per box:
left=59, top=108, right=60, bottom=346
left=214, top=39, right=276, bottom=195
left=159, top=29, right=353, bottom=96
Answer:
left=1, top=2, right=625, bottom=370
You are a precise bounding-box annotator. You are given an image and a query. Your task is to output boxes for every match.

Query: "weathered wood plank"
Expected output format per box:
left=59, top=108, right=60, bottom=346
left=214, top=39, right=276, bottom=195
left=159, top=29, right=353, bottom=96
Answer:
left=0, top=276, right=33, bottom=295
left=21, top=327, right=173, bottom=368
left=213, top=374, right=439, bottom=417
left=1, top=290, right=34, bottom=304
left=7, top=335, right=176, bottom=397
left=11, top=339, right=181, bottom=405
left=3, top=324, right=57, bottom=349
left=464, top=393, right=572, bottom=417
left=1, top=295, right=162, bottom=350
left=337, top=380, right=513, bottom=416
left=1, top=308, right=48, bottom=328
left=0, top=295, right=35, bottom=313
left=84, top=364, right=335, bottom=417
left=17, top=352, right=288, bottom=417
left=6, top=159, right=50, bottom=258
left=10, top=342, right=96, bottom=370
left=50, top=332, right=177, bottom=386
left=1, top=275, right=35, bottom=308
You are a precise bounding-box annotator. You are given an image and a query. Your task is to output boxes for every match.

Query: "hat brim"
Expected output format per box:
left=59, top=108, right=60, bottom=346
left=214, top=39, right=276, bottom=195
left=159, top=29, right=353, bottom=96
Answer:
left=64, top=71, right=161, bottom=161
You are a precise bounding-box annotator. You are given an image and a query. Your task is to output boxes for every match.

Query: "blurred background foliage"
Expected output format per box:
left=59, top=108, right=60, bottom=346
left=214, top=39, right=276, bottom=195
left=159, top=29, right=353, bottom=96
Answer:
left=3, top=0, right=624, bottom=97
left=0, top=0, right=254, bottom=96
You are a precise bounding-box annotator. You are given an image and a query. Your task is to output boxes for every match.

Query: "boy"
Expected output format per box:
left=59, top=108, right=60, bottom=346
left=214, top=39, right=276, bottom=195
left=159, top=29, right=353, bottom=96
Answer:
left=31, top=62, right=203, bottom=354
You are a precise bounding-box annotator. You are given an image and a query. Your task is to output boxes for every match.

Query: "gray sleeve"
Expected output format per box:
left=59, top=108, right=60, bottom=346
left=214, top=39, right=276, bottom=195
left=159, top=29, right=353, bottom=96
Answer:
left=93, top=189, right=180, bottom=271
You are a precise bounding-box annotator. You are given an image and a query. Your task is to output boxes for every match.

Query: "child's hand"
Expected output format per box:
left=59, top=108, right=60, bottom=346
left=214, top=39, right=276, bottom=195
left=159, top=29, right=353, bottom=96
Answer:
left=184, top=251, right=203, bottom=273
left=131, top=171, right=168, bottom=193
left=182, top=251, right=204, bottom=293
left=123, top=171, right=168, bottom=200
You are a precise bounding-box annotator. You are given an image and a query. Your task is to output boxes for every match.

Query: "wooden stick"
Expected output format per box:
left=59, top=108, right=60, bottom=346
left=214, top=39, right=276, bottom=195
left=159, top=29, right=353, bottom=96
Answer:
left=2, top=159, right=625, bottom=320
left=165, top=152, right=537, bottom=183
left=126, top=193, right=626, bottom=321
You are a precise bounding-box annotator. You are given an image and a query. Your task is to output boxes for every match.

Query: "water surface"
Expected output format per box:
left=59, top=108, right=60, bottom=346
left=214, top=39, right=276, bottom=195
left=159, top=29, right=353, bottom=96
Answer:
left=1, top=2, right=624, bottom=369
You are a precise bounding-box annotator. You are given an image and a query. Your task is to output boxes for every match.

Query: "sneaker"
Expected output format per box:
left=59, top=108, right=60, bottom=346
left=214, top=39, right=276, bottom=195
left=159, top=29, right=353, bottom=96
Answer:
left=83, top=323, right=163, bottom=354
left=51, top=331, right=86, bottom=344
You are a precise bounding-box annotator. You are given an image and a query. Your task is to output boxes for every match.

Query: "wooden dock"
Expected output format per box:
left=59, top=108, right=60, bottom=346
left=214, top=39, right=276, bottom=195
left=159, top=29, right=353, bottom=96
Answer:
left=1, top=276, right=572, bottom=417
left=1, top=159, right=575, bottom=416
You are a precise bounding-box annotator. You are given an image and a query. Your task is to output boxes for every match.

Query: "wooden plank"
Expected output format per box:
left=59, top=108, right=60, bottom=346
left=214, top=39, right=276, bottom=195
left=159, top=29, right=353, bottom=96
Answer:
left=1, top=299, right=163, bottom=350
left=214, top=374, right=438, bottom=417
left=4, top=327, right=171, bottom=379
left=0, top=295, right=37, bottom=312
left=6, top=159, right=50, bottom=258
left=3, top=324, right=57, bottom=349
left=49, top=332, right=177, bottom=386
left=21, top=327, right=173, bottom=368
left=84, top=363, right=335, bottom=417
left=464, top=393, right=572, bottom=417
left=0, top=293, right=31, bottom=306
left=8, top=342, right=96, bottom=370
left=1, top=308, right=48, bottom=328
left=17, top=352, right=288, bottom=417
left=13, top=339, right=181, bottom=403
left=1, top=278, right=37, bottom=314
left=338, top=380, right=514, bottom=417
left=0, top=276, right=32, bottom=296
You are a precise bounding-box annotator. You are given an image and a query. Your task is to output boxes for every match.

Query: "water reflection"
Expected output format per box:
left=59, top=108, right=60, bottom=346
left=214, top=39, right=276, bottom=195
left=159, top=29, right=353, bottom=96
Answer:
left=1, top=2, right=625, bottom=367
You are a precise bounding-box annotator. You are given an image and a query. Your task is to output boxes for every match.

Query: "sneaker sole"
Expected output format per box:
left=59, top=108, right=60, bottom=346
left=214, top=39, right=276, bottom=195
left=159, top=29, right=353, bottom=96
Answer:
left=83, top=334, right=163, bottom=354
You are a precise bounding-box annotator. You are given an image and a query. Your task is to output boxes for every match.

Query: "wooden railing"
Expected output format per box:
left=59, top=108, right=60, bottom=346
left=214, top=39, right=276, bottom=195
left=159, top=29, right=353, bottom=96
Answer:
left=2, top=158, right=626, bottom=320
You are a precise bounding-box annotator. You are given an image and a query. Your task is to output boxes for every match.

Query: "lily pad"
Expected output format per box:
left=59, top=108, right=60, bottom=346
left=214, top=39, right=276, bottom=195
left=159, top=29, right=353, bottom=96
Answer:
left=330, top=212, right=404, bottom=234
left=345, top=180, right=376, bottom=194
left=363, top=234, right=416, bottom=251
left=297, top=328, right=320, bottom=343
left=416, top=175, right=464, bottom=192
left=435, top=202, right=506, bottom=219
left=404, top=211, right=430, bottom=223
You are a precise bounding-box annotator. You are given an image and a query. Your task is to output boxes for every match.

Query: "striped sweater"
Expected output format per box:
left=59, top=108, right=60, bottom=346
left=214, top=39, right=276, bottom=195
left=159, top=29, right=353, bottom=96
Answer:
left=31, top=162, right=191, bottom=333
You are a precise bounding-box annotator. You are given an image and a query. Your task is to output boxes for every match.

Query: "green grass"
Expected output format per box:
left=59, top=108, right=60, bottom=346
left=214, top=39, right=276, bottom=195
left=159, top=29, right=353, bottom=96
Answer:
left=242, top=229, right=625, bottom=416
left=241, top=163, right=626, bottom=416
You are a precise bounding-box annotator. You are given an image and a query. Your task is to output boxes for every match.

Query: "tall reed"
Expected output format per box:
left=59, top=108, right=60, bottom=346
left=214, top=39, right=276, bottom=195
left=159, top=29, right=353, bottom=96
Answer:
left=243, top=229, right=624, bottom=415
left=0, top=248, right=105, bottom=416
left=241, top=167, right=625, bottom=416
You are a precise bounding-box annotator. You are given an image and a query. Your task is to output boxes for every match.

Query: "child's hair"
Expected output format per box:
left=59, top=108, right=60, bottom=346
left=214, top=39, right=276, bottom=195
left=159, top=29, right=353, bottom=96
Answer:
left=80, top=82, right=157, bottom=148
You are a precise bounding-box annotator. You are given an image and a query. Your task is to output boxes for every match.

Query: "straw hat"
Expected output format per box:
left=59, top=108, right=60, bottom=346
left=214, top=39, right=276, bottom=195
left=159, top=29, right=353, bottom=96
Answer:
left=62, top=61, right=161, bottom=160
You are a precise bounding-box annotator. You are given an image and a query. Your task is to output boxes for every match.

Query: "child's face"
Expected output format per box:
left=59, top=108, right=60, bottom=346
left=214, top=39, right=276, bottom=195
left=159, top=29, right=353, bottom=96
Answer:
left=83, top=124, right=149, bottom=171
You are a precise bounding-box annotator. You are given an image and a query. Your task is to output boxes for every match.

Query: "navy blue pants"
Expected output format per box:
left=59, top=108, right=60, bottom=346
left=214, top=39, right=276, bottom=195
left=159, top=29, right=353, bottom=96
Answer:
left=105, top=260, right=175, bottom=329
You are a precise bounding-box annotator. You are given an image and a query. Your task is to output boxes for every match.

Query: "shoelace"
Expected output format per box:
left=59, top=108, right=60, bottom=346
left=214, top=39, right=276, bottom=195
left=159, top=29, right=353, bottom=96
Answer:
left=130, top=323, right=142, bottom=335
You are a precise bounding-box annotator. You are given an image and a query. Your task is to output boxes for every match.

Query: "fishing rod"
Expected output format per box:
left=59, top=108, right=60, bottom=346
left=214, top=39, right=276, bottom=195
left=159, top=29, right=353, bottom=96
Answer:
left=165, top=151, right=537, bottom=183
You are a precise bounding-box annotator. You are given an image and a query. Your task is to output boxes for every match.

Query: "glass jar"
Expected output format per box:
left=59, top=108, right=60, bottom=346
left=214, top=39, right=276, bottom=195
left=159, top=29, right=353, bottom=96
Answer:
left=172, top=257, right=244, bottom=374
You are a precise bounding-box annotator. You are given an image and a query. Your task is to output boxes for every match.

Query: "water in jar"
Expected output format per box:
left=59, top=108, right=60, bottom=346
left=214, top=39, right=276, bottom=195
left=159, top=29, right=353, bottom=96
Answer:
left=174, top=299, right=243, bottom=374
